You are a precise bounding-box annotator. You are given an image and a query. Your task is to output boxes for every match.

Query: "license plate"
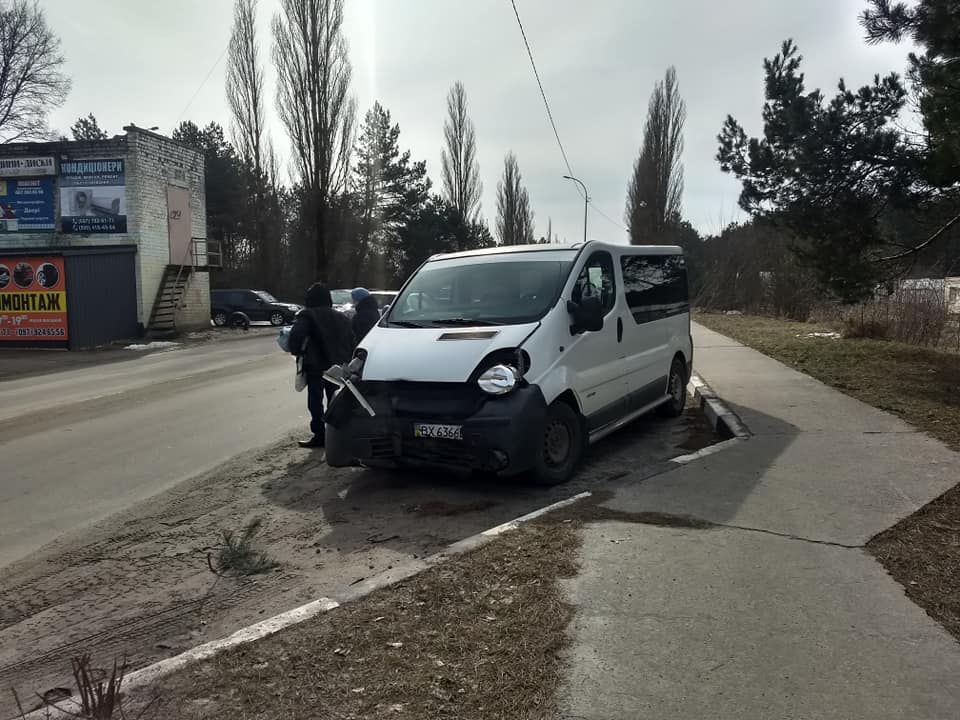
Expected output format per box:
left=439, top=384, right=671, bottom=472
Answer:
left=414, top=423, right=463, bottom=440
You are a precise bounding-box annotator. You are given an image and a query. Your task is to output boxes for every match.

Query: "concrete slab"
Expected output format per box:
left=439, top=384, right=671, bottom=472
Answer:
left=560, top=322, right=960, bottom=719
left=603, top=429, right=959, bottom=546
left=692, top=323, right=917, bottom=436
left=561, top=521, right=960, bottom=720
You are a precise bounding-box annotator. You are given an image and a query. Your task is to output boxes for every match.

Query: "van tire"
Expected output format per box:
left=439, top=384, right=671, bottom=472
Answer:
left=658, top=357, right=687, bottom=418
left=212, top=311, right=228, bottom=327
left=532, top=401, right=584, bottom=485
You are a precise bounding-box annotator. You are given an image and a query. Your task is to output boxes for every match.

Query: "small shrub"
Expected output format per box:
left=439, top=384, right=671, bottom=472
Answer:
left=210, top=518, right=278, bottom=576
left=11, top=653, right=159, bottom=719
left=842, top=317, right=892, bottom=339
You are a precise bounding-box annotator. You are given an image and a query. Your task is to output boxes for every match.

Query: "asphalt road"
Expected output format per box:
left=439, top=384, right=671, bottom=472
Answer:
left=0, top=336, right=306, bottom=568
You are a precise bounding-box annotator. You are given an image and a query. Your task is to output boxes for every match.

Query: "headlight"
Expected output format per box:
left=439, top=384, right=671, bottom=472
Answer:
left=478, top=364, right=519, bottom=395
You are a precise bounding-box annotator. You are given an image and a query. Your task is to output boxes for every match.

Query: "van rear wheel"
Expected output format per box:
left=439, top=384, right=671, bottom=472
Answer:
left=658, top=357, right=687, bottom=418
left=532, top=402, right=584, bottom=486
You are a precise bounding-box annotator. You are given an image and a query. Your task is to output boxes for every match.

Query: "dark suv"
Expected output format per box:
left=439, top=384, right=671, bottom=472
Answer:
left=210, top=289, right=302, bottom=327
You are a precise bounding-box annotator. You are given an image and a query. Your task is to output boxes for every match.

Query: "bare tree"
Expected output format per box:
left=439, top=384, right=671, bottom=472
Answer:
left=496, top=152, right=535, bottom=245
left=226, top=0, right=264, bottom=173
left=440, top=81, right=482, bottom=222
left=227, top=0, right=275, bottom=283
left=626, top=66, right=686, bottom=244
left=272, top=0, right=356, bottom=276
left=0, top=0, right=70, bottom=143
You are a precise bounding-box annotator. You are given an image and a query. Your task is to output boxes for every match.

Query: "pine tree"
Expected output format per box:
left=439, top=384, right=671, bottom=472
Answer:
left=352, top=102, right=430, bottom=283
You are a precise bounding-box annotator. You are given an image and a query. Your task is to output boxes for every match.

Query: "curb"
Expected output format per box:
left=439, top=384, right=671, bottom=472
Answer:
left=672, top=373, right=750, bottom=465
left=689, top=372, right=750, bottom=440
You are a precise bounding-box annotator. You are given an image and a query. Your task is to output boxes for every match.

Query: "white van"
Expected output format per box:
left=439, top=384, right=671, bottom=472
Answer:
left=325, top=241, right=693, bottom=484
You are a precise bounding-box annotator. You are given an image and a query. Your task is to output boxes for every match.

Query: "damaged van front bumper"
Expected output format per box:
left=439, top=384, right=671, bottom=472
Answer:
left=324, top=380, right=548, bottom=475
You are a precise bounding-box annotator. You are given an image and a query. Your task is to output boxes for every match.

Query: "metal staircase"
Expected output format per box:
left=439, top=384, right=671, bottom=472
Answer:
left=147, top=265, right=192, bottom=337
left=146, top=238, right=222, bottom=337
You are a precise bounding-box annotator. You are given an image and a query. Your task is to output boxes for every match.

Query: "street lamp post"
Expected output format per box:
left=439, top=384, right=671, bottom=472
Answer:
left=563, top=175, right=588, bottom=244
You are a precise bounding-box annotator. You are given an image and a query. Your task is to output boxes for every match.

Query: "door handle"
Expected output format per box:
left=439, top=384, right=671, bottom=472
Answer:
left=617, top=316, right=623, bottom=343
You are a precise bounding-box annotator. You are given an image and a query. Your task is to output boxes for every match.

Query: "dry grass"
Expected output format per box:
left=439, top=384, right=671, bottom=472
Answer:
left=697, top=312, right=960, bottom=642
left=696, top=312, right=960, bottom=450
left=147, top=522, right=581, bottom=720
left=868, top=486, right=960, bottom=641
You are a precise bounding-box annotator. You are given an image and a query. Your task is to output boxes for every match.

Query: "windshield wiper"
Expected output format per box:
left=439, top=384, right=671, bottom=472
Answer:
left=388, top=320, right=429, bottom=328
left=430, top=317, right=500, bottom=327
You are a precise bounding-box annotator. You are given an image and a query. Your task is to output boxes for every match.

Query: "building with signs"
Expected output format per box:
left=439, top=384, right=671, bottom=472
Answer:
left=0, top=126, right=214, bottom=349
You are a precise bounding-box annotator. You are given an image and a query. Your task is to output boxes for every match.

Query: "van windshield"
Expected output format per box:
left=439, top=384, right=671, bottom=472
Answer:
left=388, top=258, right=572, bottom=327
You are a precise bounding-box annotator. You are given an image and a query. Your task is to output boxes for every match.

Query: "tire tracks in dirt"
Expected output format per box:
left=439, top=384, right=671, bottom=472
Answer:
left=0, top=406, right=715, bottom=716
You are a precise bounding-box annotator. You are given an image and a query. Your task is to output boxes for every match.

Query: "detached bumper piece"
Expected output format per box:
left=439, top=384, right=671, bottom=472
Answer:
left=324, top=381, right=547, bottom=475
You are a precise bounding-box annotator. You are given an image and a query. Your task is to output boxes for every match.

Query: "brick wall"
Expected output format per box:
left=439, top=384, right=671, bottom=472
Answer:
left=126, top=129, right=207, bottom=326
left=0, top=129, right=208, bottom=329
left=175, top=271, right=211, bottom=331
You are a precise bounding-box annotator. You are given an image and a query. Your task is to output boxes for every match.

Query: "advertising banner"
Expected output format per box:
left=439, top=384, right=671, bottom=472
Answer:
left=0, top=177, right=56, bottom=232
left=0, top=157, right=55, bottom=177
left=0, top=256, right=68, bottom=341
left=60, top=159, right=127, bottom=234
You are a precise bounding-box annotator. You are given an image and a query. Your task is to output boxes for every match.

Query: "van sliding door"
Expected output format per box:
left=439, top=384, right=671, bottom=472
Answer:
left=619, top=254, right=689, bottom=411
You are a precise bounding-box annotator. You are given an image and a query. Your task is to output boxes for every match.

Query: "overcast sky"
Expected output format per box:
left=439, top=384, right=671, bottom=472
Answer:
left=45, top=0, right=913, bottom=243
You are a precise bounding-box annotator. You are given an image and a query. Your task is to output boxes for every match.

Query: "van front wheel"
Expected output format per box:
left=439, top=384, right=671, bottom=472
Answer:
left=532, top=401, right=584, bottom=486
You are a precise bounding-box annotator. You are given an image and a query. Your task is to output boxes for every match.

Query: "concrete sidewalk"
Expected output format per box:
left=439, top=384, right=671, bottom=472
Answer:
left=560, top=322, right=960, bottom=719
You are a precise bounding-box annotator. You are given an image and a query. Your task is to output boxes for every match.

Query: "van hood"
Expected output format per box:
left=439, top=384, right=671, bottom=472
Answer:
left=359, top=323, right=538, bottom=383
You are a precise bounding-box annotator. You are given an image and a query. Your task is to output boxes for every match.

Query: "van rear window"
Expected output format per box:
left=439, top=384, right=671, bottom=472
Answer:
left=620, top=254, right=689, bottom=324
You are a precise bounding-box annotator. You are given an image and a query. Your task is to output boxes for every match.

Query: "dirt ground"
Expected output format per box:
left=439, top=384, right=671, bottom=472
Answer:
left=144, top=522, right=580, bottom=720
left=0, top=402, right=716, bottom=717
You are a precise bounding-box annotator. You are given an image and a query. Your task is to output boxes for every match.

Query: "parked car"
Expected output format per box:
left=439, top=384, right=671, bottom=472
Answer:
left=324, top=241, right=692, bottom=485
left=210, top=289, right=302, bottom=327
left=331, top=288, right=354, bottom=316
left=331, top=289, right=399, bottom=317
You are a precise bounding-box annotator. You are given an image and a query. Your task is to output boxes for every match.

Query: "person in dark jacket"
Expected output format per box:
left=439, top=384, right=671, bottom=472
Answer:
left=288, top=283, right=355, bottom=448
left=350, top=287, right=381, bottom=343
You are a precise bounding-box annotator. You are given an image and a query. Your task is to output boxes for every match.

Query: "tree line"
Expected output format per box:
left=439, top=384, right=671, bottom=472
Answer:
left=3, top=0, right=958, bottom=310
left=0, top=0, right=544, bottom=300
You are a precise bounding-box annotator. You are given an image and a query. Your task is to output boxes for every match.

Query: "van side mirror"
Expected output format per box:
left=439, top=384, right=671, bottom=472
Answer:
left=567, top=296, right=604, bottom=334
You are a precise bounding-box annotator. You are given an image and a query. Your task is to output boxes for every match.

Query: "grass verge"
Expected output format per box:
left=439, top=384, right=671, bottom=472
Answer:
left=143, top=522, right=580, bottom=720
left=696, top=312, right=960, bottom=641
left=695, top=312, right=960, bottom=450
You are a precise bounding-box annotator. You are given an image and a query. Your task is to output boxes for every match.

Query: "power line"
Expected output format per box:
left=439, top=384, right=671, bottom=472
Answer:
left=508, top=0, right=576, bottom=182
left=589, top=201, right=628, bottom=232
left=175, top=41, right=231, bottom=126
left=509, top=0, right=629, bottom=237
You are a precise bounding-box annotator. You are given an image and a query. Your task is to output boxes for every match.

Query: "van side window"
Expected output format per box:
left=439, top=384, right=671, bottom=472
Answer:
left=620, top=254, right=689, bottom=324
left=573, top=251, right=616, bottom=314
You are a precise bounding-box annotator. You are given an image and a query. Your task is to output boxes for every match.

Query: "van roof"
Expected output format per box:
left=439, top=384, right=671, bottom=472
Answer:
left=429, top=241, right=683, bottom=262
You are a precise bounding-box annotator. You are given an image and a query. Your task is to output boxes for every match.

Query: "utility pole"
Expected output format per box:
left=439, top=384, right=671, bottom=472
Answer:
left=563, top=175, right=588, bottom=243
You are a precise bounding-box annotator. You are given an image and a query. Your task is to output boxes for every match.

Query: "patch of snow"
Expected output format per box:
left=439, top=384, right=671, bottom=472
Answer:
left=797, top=332, right=841, bottom=339
left=124, top=341, right=182, bottom=351
left=724, top=310, right=743, bottom=315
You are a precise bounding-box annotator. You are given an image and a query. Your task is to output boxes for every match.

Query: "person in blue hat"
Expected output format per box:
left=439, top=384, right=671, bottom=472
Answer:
left=350, top=287, right=381, bottom=343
